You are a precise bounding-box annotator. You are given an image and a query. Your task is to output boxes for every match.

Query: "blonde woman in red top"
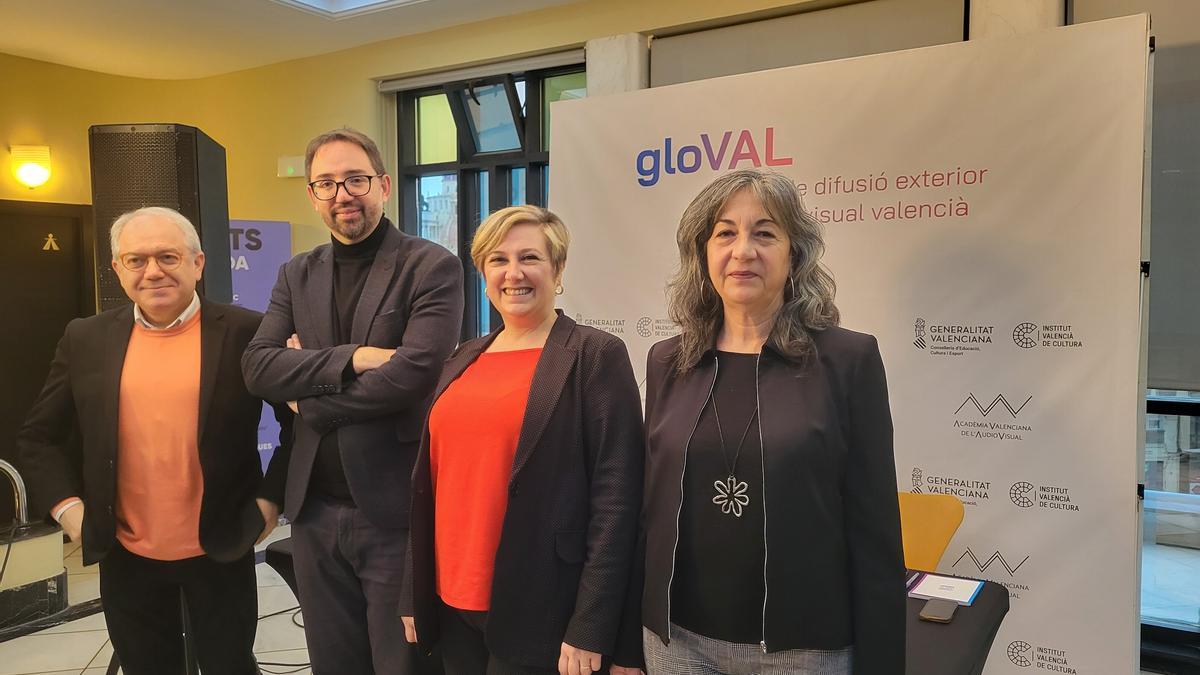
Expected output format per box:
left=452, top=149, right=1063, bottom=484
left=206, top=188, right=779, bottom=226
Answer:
left=400, top=205, right=645, bottom=675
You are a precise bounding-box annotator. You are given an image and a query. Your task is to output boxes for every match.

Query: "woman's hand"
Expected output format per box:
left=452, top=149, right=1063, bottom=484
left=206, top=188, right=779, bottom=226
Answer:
left=401, top=616, right=417, bottom=643
left=558, top=642, right=602, bottom=675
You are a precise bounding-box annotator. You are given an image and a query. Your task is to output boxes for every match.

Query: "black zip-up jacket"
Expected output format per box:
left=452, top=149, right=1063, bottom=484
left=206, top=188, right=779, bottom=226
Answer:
left=629, top=326, right=905, bottom=674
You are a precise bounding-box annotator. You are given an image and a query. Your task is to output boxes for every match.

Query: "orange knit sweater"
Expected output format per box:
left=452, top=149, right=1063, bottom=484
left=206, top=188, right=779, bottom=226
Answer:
left=114, top=310, right=205, bottom=560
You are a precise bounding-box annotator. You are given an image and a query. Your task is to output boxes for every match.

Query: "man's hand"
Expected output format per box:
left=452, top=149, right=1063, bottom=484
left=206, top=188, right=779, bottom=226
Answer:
left=559, top=643, right=602, bottom=675
left=58, top=502, right=84, bottom=542
left=255, top=498, right=280, bottom=544
left=285, top=334, right=303, bottom=413
left=352, top=347, right=396, bottom=374
left=402, top=616, right=418, bottom=643
left=610, top=667, right=643, bottom=675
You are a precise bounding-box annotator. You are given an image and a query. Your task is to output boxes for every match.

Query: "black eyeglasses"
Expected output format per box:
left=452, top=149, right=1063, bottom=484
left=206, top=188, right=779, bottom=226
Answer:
left=308, top=175, right=382, bottom=201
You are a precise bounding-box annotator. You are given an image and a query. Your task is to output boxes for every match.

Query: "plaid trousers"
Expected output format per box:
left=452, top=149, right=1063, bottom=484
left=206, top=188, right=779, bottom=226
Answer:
left=643, top=624, right=852, bottom=675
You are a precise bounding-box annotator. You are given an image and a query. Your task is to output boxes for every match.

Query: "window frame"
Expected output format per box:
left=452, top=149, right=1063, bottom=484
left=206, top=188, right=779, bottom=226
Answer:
left=444, top=74, right=527, bottom=158
left=396, top=64, right=580, bottom=339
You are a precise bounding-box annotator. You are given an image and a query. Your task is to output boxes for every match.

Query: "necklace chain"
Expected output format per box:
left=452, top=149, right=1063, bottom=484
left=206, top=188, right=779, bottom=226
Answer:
left=710, top=393, right=758, bottom=477
left=710, top=392, right=758, bottom=518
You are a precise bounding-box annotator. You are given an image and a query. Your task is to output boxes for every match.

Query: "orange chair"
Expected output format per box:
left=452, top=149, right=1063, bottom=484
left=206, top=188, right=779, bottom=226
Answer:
left=897, top=492, right=965, bottom=571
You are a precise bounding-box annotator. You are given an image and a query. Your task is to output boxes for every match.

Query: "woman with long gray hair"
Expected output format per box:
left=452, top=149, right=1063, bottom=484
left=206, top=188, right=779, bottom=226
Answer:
left=636, top=169, right=905, bottom=674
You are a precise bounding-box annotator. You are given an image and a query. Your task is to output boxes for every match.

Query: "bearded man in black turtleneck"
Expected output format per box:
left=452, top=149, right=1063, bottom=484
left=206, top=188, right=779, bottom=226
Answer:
left=243, top=128, right=463, bottom=674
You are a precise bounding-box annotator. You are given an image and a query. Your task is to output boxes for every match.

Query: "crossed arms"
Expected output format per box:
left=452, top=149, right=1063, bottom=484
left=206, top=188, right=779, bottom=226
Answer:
left=241, top=253, right=464, bottom=432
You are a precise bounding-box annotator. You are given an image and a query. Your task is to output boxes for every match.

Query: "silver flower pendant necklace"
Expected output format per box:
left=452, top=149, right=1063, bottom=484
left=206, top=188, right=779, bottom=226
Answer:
left=710, top=393, right=758, bottom=518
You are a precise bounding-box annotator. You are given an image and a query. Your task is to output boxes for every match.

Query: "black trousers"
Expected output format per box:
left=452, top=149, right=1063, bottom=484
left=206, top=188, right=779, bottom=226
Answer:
left=292, top=495, right=419, bottom=675
left=436, top=599, right=558, bottom=675
left=99, top=543, right=258, bottom=675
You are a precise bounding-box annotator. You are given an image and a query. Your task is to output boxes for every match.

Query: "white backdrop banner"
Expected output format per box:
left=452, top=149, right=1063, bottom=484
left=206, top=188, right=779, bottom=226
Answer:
left=550, top=15, right=1149, bottom=675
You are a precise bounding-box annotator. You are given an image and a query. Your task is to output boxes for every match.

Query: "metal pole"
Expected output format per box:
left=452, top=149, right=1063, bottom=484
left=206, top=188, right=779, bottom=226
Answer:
left=0, top=460, right=29, bottom=525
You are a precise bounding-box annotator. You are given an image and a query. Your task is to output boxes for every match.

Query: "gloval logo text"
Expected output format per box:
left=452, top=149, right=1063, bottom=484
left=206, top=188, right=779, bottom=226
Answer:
left=635, top=128, right=793, bottom=187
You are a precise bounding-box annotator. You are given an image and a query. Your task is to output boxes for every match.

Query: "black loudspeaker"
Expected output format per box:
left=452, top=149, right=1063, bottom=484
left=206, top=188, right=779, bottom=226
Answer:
left=89, top=123, right=232, bottom=311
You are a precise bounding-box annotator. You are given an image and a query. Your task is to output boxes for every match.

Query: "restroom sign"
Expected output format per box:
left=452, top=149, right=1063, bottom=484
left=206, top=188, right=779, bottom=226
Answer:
left=42, top=234, right=60, bottom=251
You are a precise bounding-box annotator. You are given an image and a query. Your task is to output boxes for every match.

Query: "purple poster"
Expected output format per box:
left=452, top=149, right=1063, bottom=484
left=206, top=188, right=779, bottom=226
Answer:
left=229, top=220, right=293, bottom=472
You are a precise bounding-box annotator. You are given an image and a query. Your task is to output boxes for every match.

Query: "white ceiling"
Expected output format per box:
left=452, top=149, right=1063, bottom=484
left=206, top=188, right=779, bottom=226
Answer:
left=0, top=0, right=584, bottom=80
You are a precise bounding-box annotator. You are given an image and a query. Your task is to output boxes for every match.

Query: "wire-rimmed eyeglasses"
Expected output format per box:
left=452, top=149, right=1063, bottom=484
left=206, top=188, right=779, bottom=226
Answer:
left=308, top=175, right=382, bottom=201
left=118, top=251, right=186, bottom=272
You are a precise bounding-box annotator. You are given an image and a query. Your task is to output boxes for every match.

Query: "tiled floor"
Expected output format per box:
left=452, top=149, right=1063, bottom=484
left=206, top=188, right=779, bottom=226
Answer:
left=0, top=526, right=309, bottom=675
left=1, top=532, right=1193, bottom=674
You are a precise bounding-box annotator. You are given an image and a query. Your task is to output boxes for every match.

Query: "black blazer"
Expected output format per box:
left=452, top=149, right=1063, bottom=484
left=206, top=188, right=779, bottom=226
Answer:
left=242, top=219, right=464, bottom=528
left=637, top=327, right=905, bottom=674
left=401, top=313, right=645, bottom=668
left=17, top=299, right=292, bottom=565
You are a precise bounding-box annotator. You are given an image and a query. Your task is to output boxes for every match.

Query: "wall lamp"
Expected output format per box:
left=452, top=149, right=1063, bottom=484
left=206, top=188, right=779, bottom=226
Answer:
left=11, top=145, right=52, bottom=189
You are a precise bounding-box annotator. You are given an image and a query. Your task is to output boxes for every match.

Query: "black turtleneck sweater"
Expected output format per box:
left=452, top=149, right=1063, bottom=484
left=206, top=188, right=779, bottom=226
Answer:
left=309, top=219, right=389, bottom=503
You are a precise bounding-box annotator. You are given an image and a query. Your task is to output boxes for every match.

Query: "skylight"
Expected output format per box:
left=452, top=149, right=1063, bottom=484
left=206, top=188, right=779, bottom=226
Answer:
left=268, top=0, right=432, bottom=20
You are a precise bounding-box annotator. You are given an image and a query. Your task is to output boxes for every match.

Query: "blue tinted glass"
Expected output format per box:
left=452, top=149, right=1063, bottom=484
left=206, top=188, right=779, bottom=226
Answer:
left=417, top=174, right=458, bottom=254
left=511, top=167, right=526, bottom=205
left=460, top=83, right=521, bottom=153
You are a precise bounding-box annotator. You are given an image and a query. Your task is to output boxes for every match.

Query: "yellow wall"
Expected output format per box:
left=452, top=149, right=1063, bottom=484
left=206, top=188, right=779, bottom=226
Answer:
left=1, top=0, right=827, bottom=253
left=0, top=54, right=194, bottom=205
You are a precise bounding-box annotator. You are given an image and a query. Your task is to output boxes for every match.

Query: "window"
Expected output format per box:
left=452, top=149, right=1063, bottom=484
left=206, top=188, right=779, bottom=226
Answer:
left=269, top=0, right=425, bottom=20
left=1072, top=2, right=1200, bottom=666
left=1144, top=391, right=1200, bottom=635
left=396, top=66, right=586, bottom=338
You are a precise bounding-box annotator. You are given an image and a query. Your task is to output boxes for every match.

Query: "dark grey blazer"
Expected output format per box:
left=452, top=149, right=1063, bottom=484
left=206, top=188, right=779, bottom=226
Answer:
left=401, top=313, right=645, bottom=668
left=17, top=299, right=292, bottom=565
left=241, top=219, right=464, bottom=529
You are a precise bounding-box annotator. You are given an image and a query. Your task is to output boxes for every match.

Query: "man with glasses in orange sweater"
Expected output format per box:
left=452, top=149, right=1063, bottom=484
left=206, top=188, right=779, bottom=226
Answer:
left=18, top=206, right=292, bottom=675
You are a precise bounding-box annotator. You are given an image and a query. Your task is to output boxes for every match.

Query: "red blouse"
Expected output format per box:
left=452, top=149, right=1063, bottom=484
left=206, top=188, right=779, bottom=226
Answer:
left=428, top=347, right=542, bottom=611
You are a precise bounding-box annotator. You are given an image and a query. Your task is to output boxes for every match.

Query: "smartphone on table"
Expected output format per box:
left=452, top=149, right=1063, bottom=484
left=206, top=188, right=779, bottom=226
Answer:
left=918, top=598, right=957, bottom=623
